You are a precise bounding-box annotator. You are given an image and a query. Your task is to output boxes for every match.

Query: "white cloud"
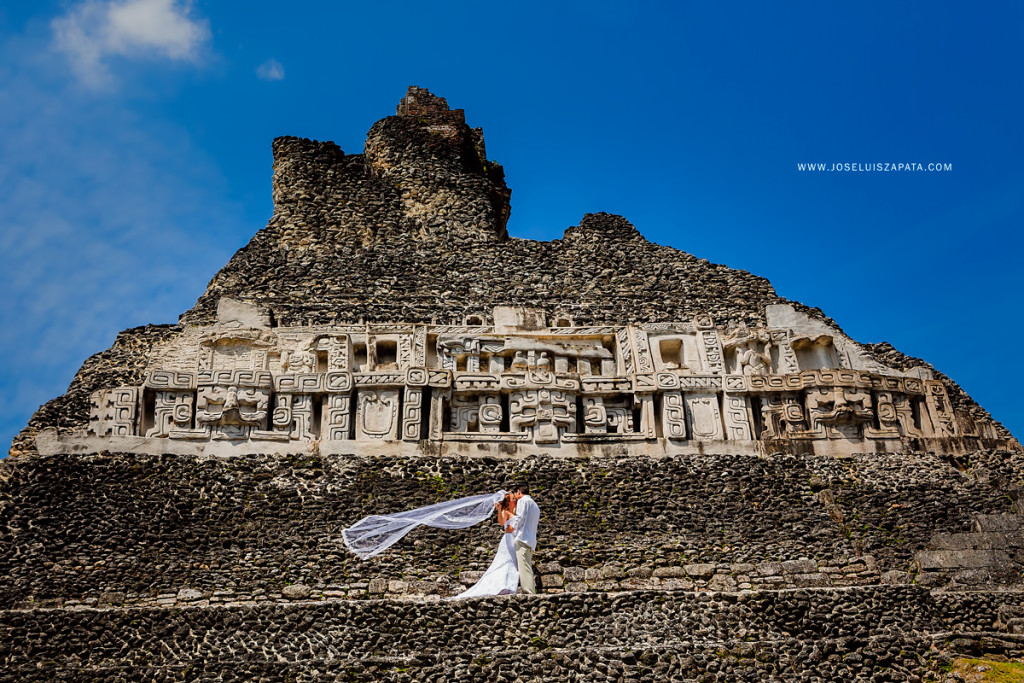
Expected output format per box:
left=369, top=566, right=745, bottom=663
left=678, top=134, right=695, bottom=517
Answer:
left=52, top=0, right=210, bottom=87
left=0, top=31, right=247, bottom=455
left=256, top=58, right=285, bottom=81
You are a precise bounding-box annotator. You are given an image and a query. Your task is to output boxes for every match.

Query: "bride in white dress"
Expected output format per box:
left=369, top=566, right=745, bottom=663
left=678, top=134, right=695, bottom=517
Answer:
left=341, top=489, right=519, bottom=598
left=451, top=493, right=519, bottom=599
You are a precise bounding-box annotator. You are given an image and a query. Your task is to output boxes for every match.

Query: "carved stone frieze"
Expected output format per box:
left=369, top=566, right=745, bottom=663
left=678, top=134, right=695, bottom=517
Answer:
left=696, top=326, right=726, bottom=375
left=78, top=316, right=996, bottom=453
left=924, top=380, right=959, bottom=437
left=271, top=393, right=316, bottom=441
left=324, top=394, right=352, bottom=441
left=144, top=370, right=196, bottom=391
left=186, top=369, right=274, bottom=440
left=402, top=387, right=425, bottom=441
left=662, top=391, right=687, bottom=440
left=723, top=394, right=754, bottom=441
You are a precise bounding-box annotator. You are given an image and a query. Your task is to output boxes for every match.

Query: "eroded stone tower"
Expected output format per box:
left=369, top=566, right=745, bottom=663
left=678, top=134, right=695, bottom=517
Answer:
left=2, top=87, right=1023, bottom=681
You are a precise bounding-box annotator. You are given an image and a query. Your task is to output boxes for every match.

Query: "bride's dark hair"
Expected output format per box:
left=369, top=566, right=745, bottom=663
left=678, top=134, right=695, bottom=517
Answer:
left=498, top=493, right=515, bottom=511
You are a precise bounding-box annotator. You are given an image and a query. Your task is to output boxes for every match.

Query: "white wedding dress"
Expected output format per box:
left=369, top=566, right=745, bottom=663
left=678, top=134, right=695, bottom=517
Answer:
left=340, top=489, right=520, bottom=599
left=451, top=529, right=519, bottom=599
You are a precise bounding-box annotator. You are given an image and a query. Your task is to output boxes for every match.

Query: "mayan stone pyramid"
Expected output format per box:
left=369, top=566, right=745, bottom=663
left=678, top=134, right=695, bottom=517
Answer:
left=2, top=87, right=1023, bottom=680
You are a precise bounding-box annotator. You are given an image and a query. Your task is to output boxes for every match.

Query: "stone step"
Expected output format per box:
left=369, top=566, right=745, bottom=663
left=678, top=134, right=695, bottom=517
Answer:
left=916, top=549, right=1013, bottom=571
left=974, top=514, right=1024, bottom=533
left=930, top=531, right=1024, bottom=550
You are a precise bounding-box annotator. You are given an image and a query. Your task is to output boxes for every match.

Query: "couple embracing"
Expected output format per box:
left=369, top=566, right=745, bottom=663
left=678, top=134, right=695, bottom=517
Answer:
left=341, top=484, right=541, bottom=600
left=455, top=484, right=539, bottom=599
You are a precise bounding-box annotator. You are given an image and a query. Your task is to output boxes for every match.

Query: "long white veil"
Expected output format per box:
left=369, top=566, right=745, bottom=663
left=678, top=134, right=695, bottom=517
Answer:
left=342, top=490, right=506, bottom=559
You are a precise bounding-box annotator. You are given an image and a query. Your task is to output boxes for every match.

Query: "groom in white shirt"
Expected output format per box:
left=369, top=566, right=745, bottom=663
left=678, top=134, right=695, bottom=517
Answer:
left=504, top=483, right=540, bottom=594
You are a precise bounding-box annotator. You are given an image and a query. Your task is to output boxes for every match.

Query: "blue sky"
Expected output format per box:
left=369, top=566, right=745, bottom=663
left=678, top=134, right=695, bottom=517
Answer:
left=1, top=1, right=1021, bottom=452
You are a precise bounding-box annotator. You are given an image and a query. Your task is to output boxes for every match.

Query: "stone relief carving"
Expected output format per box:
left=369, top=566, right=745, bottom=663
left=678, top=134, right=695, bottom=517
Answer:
left=402, top=387, right=425, bottom=441
left=81, top=314, right=991, bottom=452
left=685, top=394, right=724, bottom=440
left=722, top=325, right=773, bottom=376
left=723, top=394, right=754, bottom=440
left=356, top=389, right=399, bottom=440
left=195, top=371, right=272, bottom=440
left=662, top=391, right=688, bottom=440
left=274, top=392, right=317, bottom=440
left=805, top=386, right=874, bottom=439
left=924, top=380, right=959, bottom=437
left=325, top=394, right=352, bottom=440
left=314, top=335, right=350, bottom=372
left=510, top=389, right=576, bottom=444
left=695, top=318, right=725, bottom=375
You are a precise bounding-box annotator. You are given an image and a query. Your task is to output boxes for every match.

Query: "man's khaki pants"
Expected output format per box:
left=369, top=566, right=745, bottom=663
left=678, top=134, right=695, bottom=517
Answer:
left=515, top=541, right=536, bottom=594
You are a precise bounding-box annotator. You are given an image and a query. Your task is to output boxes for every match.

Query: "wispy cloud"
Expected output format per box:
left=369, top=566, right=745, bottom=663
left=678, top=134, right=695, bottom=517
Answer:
left=0, top=23, right=245, bottom=454
left=256, top=58, right=285, bottom=81
left=52, top=0, right=210, bottom=87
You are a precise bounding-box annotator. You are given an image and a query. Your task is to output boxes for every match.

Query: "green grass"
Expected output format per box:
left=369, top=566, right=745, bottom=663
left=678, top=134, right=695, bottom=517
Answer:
left=951, top=658, right=1024, bottom=682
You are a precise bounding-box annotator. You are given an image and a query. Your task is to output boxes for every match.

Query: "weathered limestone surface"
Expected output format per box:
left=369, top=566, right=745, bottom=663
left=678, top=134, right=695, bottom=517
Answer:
left=3, top=87, right=1024, bottom=679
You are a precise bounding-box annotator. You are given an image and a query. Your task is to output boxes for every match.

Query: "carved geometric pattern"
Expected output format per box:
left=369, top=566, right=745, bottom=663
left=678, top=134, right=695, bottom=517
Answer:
left=582, top=396, right=608, bottom=434
left=478, top=396, right=502, bottom=433
left=402, top=387, right=424, bottom=441
left=698, top=330, right=725, bottom=374
left=89, top=387, right=139, bottom=437
left=198, top=369, right=272, bottom=389
left=662, top=391, right=687, bottom=440
left=406, top=367, right=429, bottom=386
left=616, top=328, right=634, bottom=374
left=272, top=393, right=315, bottom=440
left=633, top=328, right=654, bottom=373
left=325, top=372, right=353, bottom=392
left=723, top=394, right=753, bottom=440
left=274, top=374, right=322, bottom=393
left=148, top=390, right=193, bottom=438
left=580, top=377, right=632, bottom=395
left=324, top=394, right=352, bottom=441
left=144, top=370, right=196, bottom=390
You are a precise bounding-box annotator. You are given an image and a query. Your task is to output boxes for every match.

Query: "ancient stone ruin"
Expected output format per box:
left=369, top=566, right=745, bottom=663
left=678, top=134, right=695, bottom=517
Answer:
left=2, top=86, right=1023, bottom=680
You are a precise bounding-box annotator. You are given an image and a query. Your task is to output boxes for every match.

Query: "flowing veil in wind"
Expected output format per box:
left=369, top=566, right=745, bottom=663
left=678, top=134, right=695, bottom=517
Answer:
left=342, top=491, right=506, bottom=559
